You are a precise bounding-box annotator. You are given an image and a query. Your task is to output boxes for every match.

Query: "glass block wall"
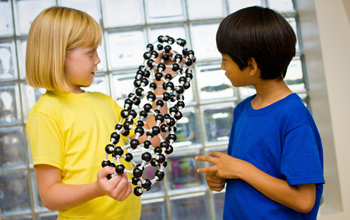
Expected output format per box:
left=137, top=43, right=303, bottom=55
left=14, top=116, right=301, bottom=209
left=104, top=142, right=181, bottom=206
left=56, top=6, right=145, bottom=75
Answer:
left=0, top=0, right=307, bottom=219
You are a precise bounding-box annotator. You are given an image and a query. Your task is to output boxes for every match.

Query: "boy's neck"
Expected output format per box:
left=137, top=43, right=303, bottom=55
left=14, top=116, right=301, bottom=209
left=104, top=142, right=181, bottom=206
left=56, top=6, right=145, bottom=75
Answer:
left=250, top=79, right=292, bottom=110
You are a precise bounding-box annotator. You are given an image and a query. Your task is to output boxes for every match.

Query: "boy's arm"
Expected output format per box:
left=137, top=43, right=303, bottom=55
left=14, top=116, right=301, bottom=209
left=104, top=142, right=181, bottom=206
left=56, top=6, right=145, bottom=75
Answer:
left=196, top=152, right=316, bottom=213
left=35, top=164, right=131, bottom=211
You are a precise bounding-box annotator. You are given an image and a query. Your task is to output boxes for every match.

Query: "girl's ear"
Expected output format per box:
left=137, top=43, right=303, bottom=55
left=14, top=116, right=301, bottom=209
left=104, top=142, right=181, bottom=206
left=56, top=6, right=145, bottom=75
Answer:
left=248, top=58, right=258, bottom=76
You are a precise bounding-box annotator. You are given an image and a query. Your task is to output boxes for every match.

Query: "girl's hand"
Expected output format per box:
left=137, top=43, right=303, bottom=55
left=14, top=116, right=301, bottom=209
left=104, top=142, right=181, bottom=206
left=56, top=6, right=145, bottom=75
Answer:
left=96, top=166, right=132, bottom=201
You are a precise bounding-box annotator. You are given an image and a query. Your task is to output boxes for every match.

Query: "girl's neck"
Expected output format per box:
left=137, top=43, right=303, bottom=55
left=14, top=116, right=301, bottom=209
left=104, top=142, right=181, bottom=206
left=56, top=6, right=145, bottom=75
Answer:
left=251, top=79, right=292, bottom=109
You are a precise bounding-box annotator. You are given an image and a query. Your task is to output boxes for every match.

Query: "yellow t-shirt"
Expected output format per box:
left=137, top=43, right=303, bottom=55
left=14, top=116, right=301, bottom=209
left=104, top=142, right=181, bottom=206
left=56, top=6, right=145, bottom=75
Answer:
left=27, top=90, right=141, bottom=220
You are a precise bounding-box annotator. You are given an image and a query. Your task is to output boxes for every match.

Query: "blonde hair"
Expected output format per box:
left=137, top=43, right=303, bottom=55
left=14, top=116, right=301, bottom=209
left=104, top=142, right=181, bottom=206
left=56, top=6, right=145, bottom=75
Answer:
left=26, top=6, right=102, bottom=93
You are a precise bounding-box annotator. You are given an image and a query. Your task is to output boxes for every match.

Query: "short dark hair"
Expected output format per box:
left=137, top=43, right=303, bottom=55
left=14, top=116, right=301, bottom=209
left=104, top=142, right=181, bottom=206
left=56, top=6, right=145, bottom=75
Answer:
left=216, top=6, right=296, bottom=80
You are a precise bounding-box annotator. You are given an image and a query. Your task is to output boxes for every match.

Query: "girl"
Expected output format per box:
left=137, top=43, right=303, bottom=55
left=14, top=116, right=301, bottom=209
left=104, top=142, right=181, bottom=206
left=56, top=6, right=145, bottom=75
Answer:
left=26, top=6, right=171, bottom=220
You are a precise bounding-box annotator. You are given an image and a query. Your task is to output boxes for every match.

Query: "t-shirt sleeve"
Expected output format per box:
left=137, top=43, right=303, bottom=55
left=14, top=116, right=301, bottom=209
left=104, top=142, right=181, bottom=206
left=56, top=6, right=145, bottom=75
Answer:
left=281, top=125, right=325, bottom=185
left=27, top=112, right=64, bottom=169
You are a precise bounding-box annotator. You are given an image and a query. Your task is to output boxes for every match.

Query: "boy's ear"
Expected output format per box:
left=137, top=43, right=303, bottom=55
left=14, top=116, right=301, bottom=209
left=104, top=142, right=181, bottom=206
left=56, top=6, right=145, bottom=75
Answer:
left=248, top=58, right=258, bottom=76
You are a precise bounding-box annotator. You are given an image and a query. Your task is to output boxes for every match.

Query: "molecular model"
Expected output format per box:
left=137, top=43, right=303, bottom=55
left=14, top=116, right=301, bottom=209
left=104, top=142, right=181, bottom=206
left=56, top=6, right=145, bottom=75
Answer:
left=101, top=35, right=196, bottom=196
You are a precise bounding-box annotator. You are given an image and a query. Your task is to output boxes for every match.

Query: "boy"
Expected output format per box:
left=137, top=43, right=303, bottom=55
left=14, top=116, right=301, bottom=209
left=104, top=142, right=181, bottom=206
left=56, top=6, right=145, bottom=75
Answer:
left=196, top=6, right=324, bottom=220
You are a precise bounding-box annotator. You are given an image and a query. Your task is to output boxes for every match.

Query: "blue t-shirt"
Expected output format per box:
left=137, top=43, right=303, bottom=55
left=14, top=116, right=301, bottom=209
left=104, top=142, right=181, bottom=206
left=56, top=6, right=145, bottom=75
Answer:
left=223, top=93, right=325, bottom=220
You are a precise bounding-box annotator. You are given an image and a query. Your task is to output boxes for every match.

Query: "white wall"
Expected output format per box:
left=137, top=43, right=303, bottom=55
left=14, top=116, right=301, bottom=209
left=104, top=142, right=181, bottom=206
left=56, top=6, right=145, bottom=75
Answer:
left=313, top=0, right=350, bottom=219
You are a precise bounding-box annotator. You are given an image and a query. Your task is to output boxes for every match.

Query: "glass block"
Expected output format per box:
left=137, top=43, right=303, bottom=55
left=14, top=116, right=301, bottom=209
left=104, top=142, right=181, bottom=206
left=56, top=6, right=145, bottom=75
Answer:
left=286, top=17, right=299, bottom=51
left=0, top=0, right=14, bottom=36
left=167, top=152, right=203, bottom=190
left=191, top=23, right=221, bottom=61
left=97, top=42, right=107, bottom=72
left=111, top=72, right=142, bottom=107
left=31, top=170, right=48, bottom=212
left=102, top=0, right=144, bottom=27
left=107, top=29, right=146, bottom=70
left=149, top=26, right=187, bottom=46
left=14, top=0, right=56, bottom=35
left=141, top=199, right=168, bottom=220
left=268, top=0, right=295, bottom=12
left=0, top=40, right=18, bottom=81
left=0, top=126, right=26, bottom=171
left=21, top=83, right=45, bottom=122
left=174, top=107, right=201, bottom=147
left=17, top=38, right=27, bottom=79
left=145, top=0, right=186, bottom=24
left=0, top=171, right=31, bottom=216
left=238, top=85, right=255, bottom=100
left=0, top=83, right=22, bottom=125
left=227, top=0, right=262, bottom=13
left=285, top=58, right=305, bottom=92
left=170, top=193, right=211, bottom=220
left=196, top=63, right=236, bottom=102
left=187, top=0, right=225, bottom=20
left=82, top=74, right=109, bottom=95
left=59, top=0, right=100, bottom=24
left=202, top=104, right=234, bottom=143
left=5, top=216, right=32, bottom=220
left=213, top=192, right=225, bottom=220
left=36, top=212, right=59, bottom=220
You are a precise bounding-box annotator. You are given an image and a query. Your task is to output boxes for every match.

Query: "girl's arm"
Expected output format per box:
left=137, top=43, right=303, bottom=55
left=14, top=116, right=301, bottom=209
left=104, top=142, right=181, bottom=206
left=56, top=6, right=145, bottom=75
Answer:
left=35, top=164, right=131, bottom=211
left=196, top=151, right=316, bottom=213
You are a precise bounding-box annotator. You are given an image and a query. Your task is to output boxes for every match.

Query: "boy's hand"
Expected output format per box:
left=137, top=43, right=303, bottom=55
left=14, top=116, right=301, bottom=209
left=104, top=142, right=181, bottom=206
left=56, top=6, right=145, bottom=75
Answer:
left=196, top=151, right=246, bottom=180
left=205, top=171, right=226, bottom=192
left=96, top=166, right=132, bottom=201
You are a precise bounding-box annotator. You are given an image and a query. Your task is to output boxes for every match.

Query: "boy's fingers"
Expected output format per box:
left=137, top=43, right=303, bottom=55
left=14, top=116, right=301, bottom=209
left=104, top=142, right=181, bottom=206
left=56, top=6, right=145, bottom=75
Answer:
left=209, top=151, right=225, bottom=158
left=197, top=166, right=216, bottom=173
left=195, top=155, right=217, bottom=164
left=98, top=166, right=115, bottom=179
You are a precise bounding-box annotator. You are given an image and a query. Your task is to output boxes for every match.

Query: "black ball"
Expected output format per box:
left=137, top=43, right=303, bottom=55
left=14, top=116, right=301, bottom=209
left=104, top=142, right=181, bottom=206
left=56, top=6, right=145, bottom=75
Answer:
left=160, top=124, right=169, bottom=132
left=172, top=63, right=180, bottom=71
left=149, top=82, right=157, bottom=90
left=134, top=187, right=143, bottom=196
left=143, top=103, right=153, bottom=112
left=176, top=86, right=184, bottom=94
left=161, top=142, right=170, bottom=150
left=125, top=153, right=133, bottom=162
left=115, top=164, right=125, bottom=174
left=136, top=120, right=144, bottom=127
left=147, top=59, right=154, bottom=68
left=132, top=177, right=140, bottom=185
left=122, top=130, right=130, bottom=136
left=142, top=152, right=152, bottom=162
left=157, top=63, right=166, bottom=71
left=146, top=43, right=154, bottom=51
left=174, top=111, right=183, bottom=120
left=155, top=72, right=163, bottom=81
left=162, top=92, right=170, bottom=101
left=142, top=179, right=152, bottom=189
left=150, top=158, right=158, bottom=167
left=141, top=78, right=149, bottom=86
left=133, top=168, right=143, bottom=178
left=185, top=59, right=193, bottom=66
left=165, top=145, right=174, bottom=154
left=146, top=92, right=156, bottom=102
left=110, top=132, right=120, bottom=144
left=165, top=74, right=172, bottom=81
left=115, top=123, right=123, bottom=130
left=123, top=121, right=132, bottom=130
left=151, top=51, right=158, bottom=58
left=101, top=160, right=111, bottom=167
left=174, top=54, right=183, bottom=62
left=166, top=82, right=174, bottom=90
left=182, top=48, right=189, bottom=56
left=157, top=35, right=164, bottom=43
left=133, top=79, right=141, bottom=87
left=143, top=140, right=152, bottom=149
left=124, top=99, right=133, bottom=109
left=155, top=114, right=164, bottom=123
left=144, top=70, right=151, bottom=77
left=105, top=144, right=114, bottom=154
left=114, top=146, right=124, bottom=156
left=140, top=110, right=148, bottom=119
left=177, top=38, right=186, bottom=47
left=156, top=100, right=164, bottom=108
left=143, top=52, right=151, bottom=60
left=164, top=45, right=172, bottom=53
left=184, top=82, right=191, bottom=89
left=152, top=126, right=161, bottom=135
left=168, top=37, right=175, bottom=45
left=162, top=53, right=169, bottom=61
left=121, top=110, right=128, bottom=118
left=166, top=134, right=177, bottom=142
left=177, top=101, right=185, bottom=109
left=130, top=139, right=140, bottom=149
left=157, top=154, right=166, bottom=163
left=133, top=97, right=141, bottom=105
left=129, top=109, right=137, bottom=118
left=135, top=127, right=144, bottom=136
left=157, top=44, right=163, bottom=50
left=154, top=146, right=162, bottom=154
left=135, top=87, right=144, bottom=96
left=155, top=170, right=165, bottom=181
